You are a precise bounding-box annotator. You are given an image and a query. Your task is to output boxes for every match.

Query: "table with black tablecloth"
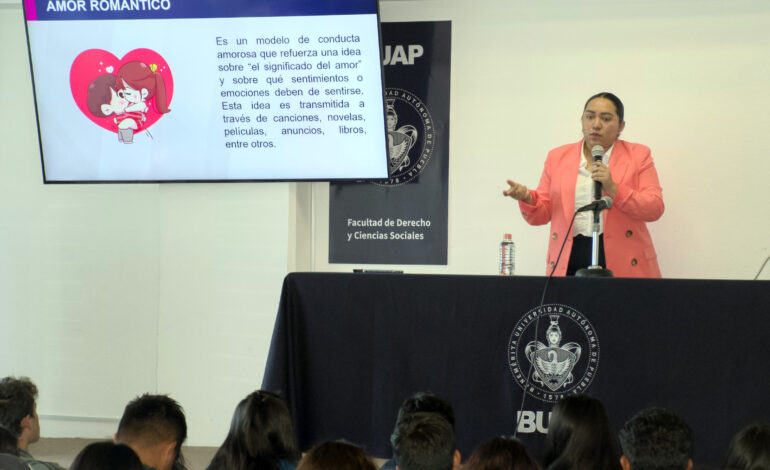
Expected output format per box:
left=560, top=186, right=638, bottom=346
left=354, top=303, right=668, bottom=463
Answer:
left=262, top=273, right=770, bottom=466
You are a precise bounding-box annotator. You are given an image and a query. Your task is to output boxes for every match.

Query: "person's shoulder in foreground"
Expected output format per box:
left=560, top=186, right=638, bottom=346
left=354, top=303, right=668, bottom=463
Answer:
left=17, top=450, right=65, bottom=470
left=0, top=453, right=31, bottom=470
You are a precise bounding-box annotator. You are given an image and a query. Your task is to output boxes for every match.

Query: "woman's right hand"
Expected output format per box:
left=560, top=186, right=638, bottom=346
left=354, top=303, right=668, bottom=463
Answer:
left=503, top=179, right=534, bottom=205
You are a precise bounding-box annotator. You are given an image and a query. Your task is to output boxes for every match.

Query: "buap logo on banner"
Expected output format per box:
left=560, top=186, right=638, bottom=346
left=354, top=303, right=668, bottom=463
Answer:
left=509, top=304, right=600, bottom=402
left=379, top=89, right=434, bottom=186
left=508, top=304, right=600, bottom=434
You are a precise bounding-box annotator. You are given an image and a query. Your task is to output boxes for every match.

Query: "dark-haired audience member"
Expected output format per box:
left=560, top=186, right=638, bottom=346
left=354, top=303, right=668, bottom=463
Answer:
left=382, top=392, right=457, bottom=470
left=460, top=437, right=540, bottom=470
left=391, top=412, right=460, bottom=470
left=394, top=393, right=456, bottom=430
left=724, top=423, right=770, bottom=470
left=116, top=394, right=188, bottom=470
left=297, top=441, right=377, bottom=470
left=0, top=376, right=66, bottom=470
left=71, top=441, right=144, bottom=470
left=207, top=390, right=300, bottom=470
left=618, top=407, right=693, bottom=470
left=543, top=395, right=621, bottom=470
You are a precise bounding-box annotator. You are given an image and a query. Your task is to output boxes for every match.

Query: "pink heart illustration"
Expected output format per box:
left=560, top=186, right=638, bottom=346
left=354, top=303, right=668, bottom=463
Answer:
left=70, top=48, right=174, bottom=134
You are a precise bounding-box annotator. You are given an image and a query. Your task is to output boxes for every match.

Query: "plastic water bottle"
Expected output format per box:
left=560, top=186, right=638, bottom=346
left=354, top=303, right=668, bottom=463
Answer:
left=499, top=233, right=515, bottom=276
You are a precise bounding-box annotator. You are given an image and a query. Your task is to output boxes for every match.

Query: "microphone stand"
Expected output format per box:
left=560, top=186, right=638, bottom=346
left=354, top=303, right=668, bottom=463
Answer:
left=576, top=206, right=613, bottom=277
left=577, top=147, right=614, bottom=278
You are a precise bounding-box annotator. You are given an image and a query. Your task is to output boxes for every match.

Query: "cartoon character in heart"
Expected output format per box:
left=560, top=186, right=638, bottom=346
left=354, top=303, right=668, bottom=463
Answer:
left=71, top=49, right=173, bottom=144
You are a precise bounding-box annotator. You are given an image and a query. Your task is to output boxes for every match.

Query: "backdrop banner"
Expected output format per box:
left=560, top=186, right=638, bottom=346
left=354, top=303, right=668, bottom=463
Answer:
left=329, top=21, right=451, bottom=265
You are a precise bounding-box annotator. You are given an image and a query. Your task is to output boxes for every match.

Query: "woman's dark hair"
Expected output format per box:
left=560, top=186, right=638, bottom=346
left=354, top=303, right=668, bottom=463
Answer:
left=584, top=92, right=624, bottom=123
left=543, top=395, right=621, bottom=470
left=0, top=426, right=19, bottom=455
left=724, top=423, right=770, bottom=470
left=208, top=390, right=299, bottom=470
left=297, top=441, right=377, bottom=470
left=70, top=442, right=143, bottom=470
left=461, top=437, right=540, bottom=470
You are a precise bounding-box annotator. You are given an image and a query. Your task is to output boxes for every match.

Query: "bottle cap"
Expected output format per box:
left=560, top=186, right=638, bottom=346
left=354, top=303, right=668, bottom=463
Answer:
left=504, top=233, right=512, bottom=240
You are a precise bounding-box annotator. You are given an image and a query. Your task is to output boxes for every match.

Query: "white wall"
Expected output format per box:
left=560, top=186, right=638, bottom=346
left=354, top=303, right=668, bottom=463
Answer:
left=0, top=4, right=290, bottom=446
left=311, top=0, right=770, bottom=279
left=2, top=0, right=770, bottom=451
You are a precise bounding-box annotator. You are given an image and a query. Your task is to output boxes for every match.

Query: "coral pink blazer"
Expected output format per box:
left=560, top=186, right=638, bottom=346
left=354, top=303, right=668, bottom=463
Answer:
left=519, top=140, right=664, bottom=277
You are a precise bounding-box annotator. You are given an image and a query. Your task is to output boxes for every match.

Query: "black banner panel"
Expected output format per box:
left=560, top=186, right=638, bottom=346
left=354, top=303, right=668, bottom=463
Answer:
left=329, top=21, right=451, bottom=265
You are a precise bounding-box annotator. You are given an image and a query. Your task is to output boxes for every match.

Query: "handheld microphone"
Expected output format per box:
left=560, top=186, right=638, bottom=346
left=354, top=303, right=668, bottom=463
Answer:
left=591, top=145, right=605, bottom=200
left=577, top=196, right=613, bottom=213
left=591, top=145, right=605, bottom=161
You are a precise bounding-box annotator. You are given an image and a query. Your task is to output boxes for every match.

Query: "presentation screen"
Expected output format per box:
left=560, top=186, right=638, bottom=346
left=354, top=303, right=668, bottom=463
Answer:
left=22, top=0, right=389, bottom=182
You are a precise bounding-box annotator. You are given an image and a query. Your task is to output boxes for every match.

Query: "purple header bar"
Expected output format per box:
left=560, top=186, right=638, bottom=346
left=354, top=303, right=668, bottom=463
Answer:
left=24, top=0, right=378, bottom=21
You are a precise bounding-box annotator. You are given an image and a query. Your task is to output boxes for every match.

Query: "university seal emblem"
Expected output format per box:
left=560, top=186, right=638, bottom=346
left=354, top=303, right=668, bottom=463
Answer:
left=508, top=304, right=600, bottom=403
left=374, top=88, right=435, bottom=186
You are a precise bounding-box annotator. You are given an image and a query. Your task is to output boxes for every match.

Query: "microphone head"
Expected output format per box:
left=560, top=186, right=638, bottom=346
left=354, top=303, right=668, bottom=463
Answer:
left=591, top=145, right=605, bottom=161
left=601, top=196, right=613, bottom=209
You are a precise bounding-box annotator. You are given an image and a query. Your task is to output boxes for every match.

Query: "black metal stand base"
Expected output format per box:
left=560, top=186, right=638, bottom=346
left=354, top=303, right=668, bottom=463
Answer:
left=576, top=266, right=614, bottom=277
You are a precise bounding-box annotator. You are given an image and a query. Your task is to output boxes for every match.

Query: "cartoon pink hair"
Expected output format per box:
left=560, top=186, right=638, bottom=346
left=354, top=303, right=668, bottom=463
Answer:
left=116, top=61, right=171, bottom=114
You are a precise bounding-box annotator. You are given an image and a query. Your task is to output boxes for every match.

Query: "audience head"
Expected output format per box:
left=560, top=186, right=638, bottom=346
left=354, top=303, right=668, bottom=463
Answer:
left=460, top=437, right=540, bottom=470
left=396, top=392, right=456, bottom=430
left=208, top=390, right=299, bottom=470
left=71, top=441, right=144, bottom=470
left=543, top=394, right=621, bottom=470
left=0, top=376, right=40, bottom=450
left=391, top=412, right=459, bottom=470
left=724, top=422, right=770, bottom=470
left=618, top=407, right=693, bottom=470
left=116, top=393, right=188, bottom=470
left=297, top=441, right=377, bottom=470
